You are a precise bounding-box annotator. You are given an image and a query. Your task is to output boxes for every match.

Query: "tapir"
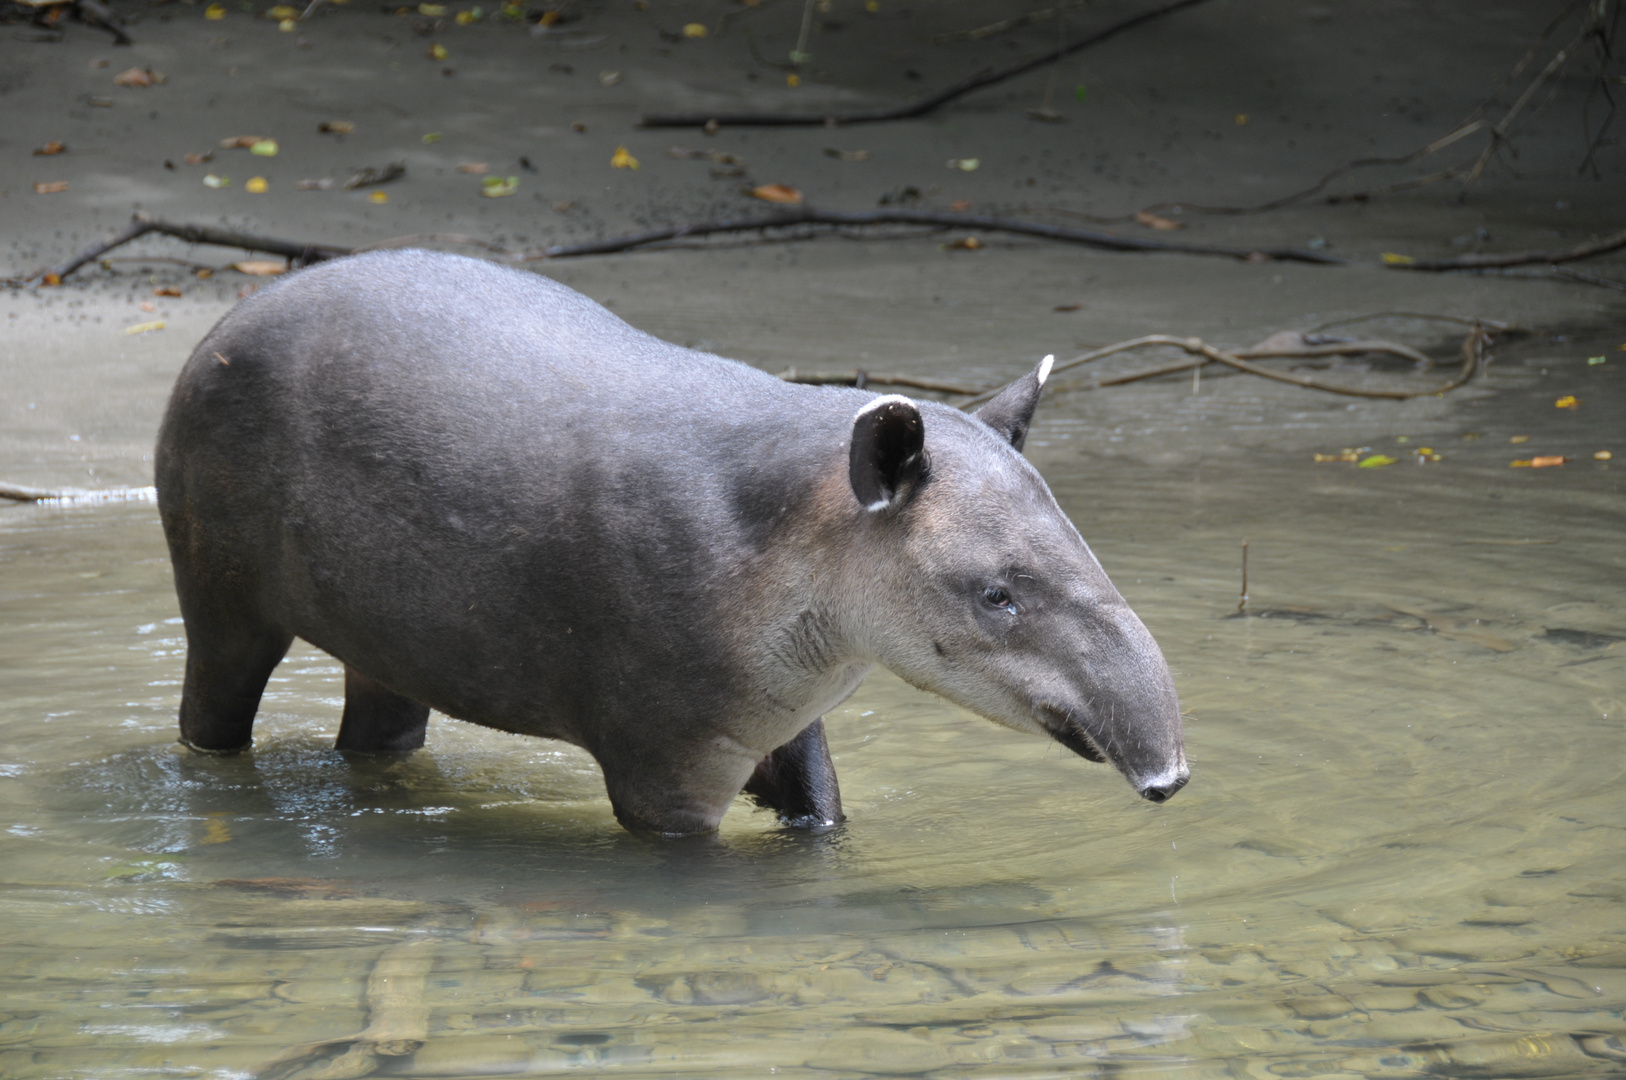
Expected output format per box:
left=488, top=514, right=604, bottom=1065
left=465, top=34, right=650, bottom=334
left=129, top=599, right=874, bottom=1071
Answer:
left=155, top=250, right=1188, bottom=835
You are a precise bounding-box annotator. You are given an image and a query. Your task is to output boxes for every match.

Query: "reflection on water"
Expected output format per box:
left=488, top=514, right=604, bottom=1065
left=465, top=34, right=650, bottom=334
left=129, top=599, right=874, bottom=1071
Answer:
left=2, top=357, right=1623, bottom=1078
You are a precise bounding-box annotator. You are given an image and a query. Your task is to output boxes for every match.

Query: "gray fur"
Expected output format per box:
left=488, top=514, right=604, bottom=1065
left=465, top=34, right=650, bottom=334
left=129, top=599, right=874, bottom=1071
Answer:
left=155, top=250, right=1188, bottom=835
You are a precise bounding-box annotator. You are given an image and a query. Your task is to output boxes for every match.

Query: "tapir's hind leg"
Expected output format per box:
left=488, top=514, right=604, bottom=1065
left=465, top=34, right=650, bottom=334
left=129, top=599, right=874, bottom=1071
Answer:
left=744, top=717, right=844, bottom=828
left=336, top=667, right=430, bottom=752
left=177, top=619, right=293, bottom=753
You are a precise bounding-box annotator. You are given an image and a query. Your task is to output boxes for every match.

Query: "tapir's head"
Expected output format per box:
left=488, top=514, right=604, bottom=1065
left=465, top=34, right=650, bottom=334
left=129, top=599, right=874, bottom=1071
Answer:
left=843, top=358, right=1189, bottom=802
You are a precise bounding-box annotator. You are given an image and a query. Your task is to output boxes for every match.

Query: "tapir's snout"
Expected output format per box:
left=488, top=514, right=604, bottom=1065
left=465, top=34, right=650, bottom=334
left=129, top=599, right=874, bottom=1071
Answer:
left=1134, top=758, right=1191, bottom=803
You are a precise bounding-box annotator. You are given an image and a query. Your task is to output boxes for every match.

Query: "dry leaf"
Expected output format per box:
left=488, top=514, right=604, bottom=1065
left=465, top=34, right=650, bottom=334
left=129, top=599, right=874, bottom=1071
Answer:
left=220, top=135, right=267, bottom=149
left=946, top=236, right=981, bottom=250
left=1510, top=434, right=1531, bottom=443
left=598, top=70, right=622, bottom=86
left=681, top=21, right=706, bottom=37
left=114, top=67, right=163, bottom=87
left=232, top=260, right=286, bottom=276
left=750, top=183, right=802, bottom=204
left=1132, top=209, right=1184, bottom=231
left=428, top=42, right=447, bottom=60
left=946, top=158, right=979, bottom=171
left=457, top=162, right=489, bottom=174
left=33, top=181, right=69, bottom=194
left=1594, top=450, right=1613, bottom=460
left=265, top=3, right=299, bottom=16
left=124, top=320, right=166, bottom=335
left=1053, top=303, right=1082, bottom=313
left=33, top=141, right=66, bottom=156
left=154, top=287, right=182, bottom=297
left=1530, top=456, right=1566, bottom=468
left=184, top=151, right=214, bottom=165
left=823, top=148, right=869, bottom=162
left=296, top=177, right=334, bottom=190
left=139, top=301, right=157, bottom=312
left=950, top=199, right=971, bottom=212
left=318, top=120, right=355, bottom=134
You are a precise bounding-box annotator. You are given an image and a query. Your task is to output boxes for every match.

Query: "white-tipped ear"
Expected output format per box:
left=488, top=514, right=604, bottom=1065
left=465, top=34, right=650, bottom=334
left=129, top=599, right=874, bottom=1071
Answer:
left=1037, top=353, right=1054, bottom=386
left=849, top=395, right=927, bottom=512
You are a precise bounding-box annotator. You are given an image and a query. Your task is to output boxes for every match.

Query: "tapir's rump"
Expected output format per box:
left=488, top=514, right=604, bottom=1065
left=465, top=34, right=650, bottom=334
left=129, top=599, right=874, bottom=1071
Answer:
left=155, top=250, right=1187, bottom=835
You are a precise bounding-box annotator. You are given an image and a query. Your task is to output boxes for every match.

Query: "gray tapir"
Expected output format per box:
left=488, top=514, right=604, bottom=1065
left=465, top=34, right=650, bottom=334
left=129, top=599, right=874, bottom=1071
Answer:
left=155, top=250, right=1188, bottom=835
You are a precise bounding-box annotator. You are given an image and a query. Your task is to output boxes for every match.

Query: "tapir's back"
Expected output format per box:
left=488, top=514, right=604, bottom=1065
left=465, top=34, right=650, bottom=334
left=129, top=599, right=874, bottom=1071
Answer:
left=155, top=250, right=857, bottom=741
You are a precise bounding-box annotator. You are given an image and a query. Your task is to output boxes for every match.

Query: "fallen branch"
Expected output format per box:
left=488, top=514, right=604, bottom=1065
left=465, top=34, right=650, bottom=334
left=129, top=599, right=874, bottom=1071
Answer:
left=21, top=213, right=352, bottom=285
left=640, top=0, right=1217, bottom=128
left=777, top=368, right=984, bottom=394
left=0, top=483, right=157, bottom=503
left=519, top=207, right=1343, bottom=264
left=1389, top=226, right=1626, bottom=271
left=960, top=326, right=1490, bottom=407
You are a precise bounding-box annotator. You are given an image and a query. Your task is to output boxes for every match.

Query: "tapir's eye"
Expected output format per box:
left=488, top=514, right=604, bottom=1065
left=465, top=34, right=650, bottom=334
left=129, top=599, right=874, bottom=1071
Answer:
left=982, top=586, right=1017, bottom=614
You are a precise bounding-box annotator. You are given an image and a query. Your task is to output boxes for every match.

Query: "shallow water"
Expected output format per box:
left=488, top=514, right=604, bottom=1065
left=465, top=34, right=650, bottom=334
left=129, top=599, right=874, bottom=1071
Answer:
left=2, top=335, right=1624, bottom=1079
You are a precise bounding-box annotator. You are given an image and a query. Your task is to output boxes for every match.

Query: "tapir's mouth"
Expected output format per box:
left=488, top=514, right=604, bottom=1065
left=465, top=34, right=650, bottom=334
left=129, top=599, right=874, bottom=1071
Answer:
left=1036, top=703, right=1107, bottom=764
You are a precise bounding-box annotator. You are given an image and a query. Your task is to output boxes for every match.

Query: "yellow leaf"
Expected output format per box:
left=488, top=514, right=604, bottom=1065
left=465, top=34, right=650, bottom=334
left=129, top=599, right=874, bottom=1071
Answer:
left=422, top=132, right=443, bottom=143
left=250, top=139, right=278, bottom=156
left=1132, top=210, right=1184, bottom=231
left=205, top=3, right=226, bottom=17
left=124, top=320, right=166, bottom=335
left=786, top=72, right=800, bottom=87
left=455, top=9, right=476, bottom=23
left=682, top=22, right=706, bottom=37
left=1595, top=450, right=1613, bottom=460
left=428, top=42, right=448, bottom=60
left=1554, top=395, right=1579, bottom=409
left=864, top=0, right=879, bottom=10
left=245, top=176, right=268, bottom=193
left=750, top=183, right=802, bottom=204
left=267, top=4, right=300, bottom=16
left=1382, top=252, right=1414, bottom=265
left=1234, top=113, right=1248, bottom=125
left=279, top=17, right=296, bottom=30
left=1357, top=454, right=1396, bottom=468
left=611, top=145, right=639, bottom=169
left=368, top=190, right=389, bottom=203
left=1510, top=459, right=1533, bottom=467
left=1510, top=434, right=1530, bottom=443
left=480, top=175, right=519, bottom=197
left=419, top=2, right=446, bottom=12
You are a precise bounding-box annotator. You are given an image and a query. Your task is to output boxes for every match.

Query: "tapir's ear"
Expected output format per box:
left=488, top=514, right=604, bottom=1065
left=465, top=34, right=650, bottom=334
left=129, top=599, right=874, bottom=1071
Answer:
left=974, top=354, right=1054, bottom=453
left=849, top=395, right=927, bottom=512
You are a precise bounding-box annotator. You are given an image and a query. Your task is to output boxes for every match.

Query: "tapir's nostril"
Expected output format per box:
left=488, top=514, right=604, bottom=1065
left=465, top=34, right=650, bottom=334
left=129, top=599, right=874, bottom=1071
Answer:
left=1139, top=772, right=1189, bottom=803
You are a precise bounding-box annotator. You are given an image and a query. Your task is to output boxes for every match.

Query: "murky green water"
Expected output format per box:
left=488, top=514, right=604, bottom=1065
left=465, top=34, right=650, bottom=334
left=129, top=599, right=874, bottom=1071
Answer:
left=2, top=333, right=1623, bottom=1079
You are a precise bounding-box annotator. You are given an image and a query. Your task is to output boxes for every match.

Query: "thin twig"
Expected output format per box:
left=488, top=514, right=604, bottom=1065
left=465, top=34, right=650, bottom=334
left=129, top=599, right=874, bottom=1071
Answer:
left=640, top=0, right=1217, bottom=128
left=1552, top=263, right=1626, bottom=291
left=1390, top=226, right=1626, bottom=271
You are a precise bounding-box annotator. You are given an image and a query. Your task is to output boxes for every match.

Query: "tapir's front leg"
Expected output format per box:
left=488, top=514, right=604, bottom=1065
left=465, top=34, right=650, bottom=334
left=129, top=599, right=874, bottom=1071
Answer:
left=743, top=717, right=844, bottom=828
